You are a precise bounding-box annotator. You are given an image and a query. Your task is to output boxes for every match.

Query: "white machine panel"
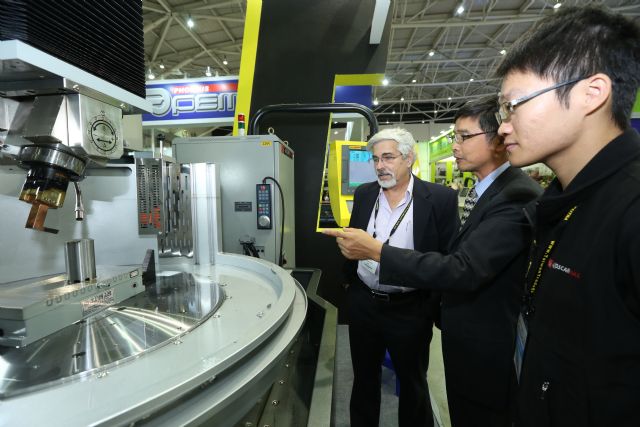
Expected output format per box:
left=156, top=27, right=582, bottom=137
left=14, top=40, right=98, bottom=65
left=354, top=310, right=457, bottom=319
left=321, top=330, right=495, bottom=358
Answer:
left=173, top=135, right=295, bottom=267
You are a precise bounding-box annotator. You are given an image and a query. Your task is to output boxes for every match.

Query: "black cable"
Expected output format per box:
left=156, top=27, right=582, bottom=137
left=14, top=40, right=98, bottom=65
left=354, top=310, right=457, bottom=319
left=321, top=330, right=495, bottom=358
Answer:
left=241, top=242, right=260, bottom=258
left=262, top=176, right=285, bottom=267
left=241, top=242, right=251, bottom=257
left=248, top=242, right=260, bottom=258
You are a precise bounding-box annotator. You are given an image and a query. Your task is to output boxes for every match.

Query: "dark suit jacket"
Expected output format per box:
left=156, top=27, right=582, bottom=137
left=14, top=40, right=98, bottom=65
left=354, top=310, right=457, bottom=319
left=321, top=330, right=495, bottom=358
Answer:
left=345, top=176, right=459, bottom=317
left=379, top=166, right=542, bottom=409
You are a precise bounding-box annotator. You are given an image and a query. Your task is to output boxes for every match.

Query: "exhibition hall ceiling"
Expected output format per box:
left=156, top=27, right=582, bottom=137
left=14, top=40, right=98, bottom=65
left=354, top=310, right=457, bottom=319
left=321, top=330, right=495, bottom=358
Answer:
left=142, top=0, right=640, bottom=125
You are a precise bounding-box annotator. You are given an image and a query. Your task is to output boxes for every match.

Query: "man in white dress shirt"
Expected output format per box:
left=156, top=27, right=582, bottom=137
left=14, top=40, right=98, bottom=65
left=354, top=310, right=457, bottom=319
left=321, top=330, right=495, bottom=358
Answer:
left=335, top=128, right=458, bottom=427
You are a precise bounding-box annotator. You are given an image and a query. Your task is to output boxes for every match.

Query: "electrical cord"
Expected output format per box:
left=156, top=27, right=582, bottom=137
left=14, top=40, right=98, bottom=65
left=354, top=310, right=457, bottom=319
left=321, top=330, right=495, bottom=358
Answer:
left=240, top=241, right=260, bottom=258
left=262, top=176, right=285, bottom=266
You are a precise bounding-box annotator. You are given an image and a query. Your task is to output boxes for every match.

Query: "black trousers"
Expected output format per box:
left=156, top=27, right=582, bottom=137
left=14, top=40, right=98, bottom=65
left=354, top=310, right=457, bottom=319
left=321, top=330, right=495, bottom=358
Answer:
left=347, top=282, right=435, bottom=427
left=445, top=360, right=517, bottom=427
left=447, top=390, right=512, bottom=427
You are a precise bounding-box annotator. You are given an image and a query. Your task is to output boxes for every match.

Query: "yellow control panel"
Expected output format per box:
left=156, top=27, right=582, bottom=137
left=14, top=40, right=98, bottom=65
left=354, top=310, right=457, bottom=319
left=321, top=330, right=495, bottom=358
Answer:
left=326, top=140, right=377, bottom=227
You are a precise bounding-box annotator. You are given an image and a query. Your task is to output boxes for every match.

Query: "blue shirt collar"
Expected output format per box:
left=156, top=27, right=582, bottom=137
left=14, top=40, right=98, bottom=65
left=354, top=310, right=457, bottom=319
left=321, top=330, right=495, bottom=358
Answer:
left=475, top=161, right=510, bottom=198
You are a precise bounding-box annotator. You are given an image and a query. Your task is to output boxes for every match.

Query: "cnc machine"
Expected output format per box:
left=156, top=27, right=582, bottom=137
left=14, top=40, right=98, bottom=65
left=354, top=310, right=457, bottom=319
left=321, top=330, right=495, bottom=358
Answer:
left=0, top=5, right=306, bottom=426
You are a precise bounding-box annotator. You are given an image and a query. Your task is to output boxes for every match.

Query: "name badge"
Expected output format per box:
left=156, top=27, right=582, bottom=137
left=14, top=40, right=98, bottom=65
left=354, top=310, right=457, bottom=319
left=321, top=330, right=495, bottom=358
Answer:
left=514, top=313, right=528, bottom=382
left=361, top=259, right=379, bottom=275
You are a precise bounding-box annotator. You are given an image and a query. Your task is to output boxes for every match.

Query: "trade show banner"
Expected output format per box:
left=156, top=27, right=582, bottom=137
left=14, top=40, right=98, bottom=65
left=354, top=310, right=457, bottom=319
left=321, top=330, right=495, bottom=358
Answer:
left=143, top=76, right=238, bottom=126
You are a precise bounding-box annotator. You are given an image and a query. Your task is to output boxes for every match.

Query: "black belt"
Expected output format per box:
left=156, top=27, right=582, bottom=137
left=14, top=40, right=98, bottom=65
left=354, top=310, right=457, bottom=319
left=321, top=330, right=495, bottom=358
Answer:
left=356, top=280, right=418, bottom=302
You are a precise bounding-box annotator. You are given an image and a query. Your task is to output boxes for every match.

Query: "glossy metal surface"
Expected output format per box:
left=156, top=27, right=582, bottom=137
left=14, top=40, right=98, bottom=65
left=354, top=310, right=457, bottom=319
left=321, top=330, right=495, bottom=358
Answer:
left=0, top=270, right=224, bottom=398
left=64, top=238, right=96, bottom=282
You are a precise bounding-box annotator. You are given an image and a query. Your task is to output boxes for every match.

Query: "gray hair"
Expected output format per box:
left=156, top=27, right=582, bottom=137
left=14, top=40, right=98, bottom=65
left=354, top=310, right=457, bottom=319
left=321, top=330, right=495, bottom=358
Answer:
left=367, top=127, right=416, bottom=160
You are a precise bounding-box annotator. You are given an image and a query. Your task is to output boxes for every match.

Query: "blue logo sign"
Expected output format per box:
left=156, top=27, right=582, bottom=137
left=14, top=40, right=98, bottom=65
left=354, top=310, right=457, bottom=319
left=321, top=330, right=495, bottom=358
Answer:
left=143, top=77, right=238, bottom=126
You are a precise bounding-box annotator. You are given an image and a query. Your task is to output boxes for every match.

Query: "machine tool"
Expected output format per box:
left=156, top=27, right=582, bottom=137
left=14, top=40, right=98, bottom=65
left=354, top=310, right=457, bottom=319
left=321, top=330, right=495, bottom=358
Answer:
left=0, top=6, right=307, bottom=426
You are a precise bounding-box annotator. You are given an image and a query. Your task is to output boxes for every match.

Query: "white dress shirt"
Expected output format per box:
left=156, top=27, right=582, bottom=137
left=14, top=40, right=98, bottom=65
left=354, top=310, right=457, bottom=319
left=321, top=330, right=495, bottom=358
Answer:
left=357, top=175, right=415, bottom=293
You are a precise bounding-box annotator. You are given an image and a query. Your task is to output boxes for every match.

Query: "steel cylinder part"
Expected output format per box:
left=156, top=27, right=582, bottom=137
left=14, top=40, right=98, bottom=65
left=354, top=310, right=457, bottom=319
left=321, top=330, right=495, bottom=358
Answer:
left=65, top=238, right=97, bottom=283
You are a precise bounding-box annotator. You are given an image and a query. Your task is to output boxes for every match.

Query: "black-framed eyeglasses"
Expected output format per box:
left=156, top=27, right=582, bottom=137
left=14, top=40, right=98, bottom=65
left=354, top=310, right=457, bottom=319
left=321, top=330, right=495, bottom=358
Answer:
left=370, top=154, right=402, bottom=165
left=496, top=76, right=586, bottom=125
left=447, top=131, right=496, bottom=144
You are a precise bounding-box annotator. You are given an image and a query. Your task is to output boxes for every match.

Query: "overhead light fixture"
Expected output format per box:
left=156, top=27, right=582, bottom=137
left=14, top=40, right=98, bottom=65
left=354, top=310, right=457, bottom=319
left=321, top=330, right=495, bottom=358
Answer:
left=159, top=61, right=165, bottom=70
left=147, top=68, right=155, bottom=80
left=386, top=120, right=389, bottom=124
left=412, top=79, right=417, bottom=83
left=187, top=15, right=195, bottom=28
left=373, top=98, right=379, bottom=106
left=392, top=110, right=396, bottom=114
left=223, top=56, right=228, bottom=65
left=428, top=50, right=435, bottom=57
left=205, top=66, right=212, bottom=77
left=434, top=110, right=438, bottom=114
left=553, top=2, right=562, bottom=9
left=469, top=78, right=474, bottom=82
left=382, top=78, right=389, bottom=86
left=455, top=4, right=465, bottom=15
left=500, top=49, right=507, bottom=55
left=400, top=97, right=405, bottom=101
left=447, top=97, right=452, bottom=100
left=334, top=131, right=339, bottom=135
left=421, top=120, right=425, bottom=124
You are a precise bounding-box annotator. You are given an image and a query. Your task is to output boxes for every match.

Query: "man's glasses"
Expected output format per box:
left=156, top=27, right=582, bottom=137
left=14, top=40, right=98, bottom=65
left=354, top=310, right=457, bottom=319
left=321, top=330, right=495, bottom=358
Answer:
left=447, top=131, right=496, bottom=144
left=496, top=76, right=586, bottom=125
left=370, top=154, right=402, bottom=165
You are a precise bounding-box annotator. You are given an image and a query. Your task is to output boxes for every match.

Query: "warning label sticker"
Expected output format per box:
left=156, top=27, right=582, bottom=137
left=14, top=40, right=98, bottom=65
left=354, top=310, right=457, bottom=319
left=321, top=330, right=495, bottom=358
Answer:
left=82, top=289, right=115, bottom=317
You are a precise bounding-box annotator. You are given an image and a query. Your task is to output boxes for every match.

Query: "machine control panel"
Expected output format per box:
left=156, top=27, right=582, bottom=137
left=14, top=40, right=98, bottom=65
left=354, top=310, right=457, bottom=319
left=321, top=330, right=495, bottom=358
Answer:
left=256, top=183, right=272, bottom=229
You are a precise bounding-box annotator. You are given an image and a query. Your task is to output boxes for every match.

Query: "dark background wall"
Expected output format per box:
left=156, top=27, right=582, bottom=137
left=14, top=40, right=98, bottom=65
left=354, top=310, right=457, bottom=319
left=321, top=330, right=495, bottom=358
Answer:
left=250, top=0, right=390, bottom=322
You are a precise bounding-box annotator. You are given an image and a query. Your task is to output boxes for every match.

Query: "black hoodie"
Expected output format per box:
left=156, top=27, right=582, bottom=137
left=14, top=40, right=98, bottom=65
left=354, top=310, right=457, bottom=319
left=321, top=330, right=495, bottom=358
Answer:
left=517, top=128, right=640, bottom=427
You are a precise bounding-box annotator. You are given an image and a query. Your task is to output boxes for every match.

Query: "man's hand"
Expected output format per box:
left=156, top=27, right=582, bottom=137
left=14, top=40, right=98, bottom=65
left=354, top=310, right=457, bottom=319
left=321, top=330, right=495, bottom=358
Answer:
left=322, top=228, right=383, bottom=261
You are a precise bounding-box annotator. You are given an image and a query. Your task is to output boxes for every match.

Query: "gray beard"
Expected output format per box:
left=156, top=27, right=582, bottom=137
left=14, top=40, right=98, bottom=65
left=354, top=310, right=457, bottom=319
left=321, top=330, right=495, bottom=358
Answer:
left=377, top=175, right=397, bottom=189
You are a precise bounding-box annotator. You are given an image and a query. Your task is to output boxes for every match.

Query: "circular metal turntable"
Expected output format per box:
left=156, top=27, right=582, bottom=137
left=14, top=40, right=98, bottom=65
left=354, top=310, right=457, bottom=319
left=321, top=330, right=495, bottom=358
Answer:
left=0, top=256, right=307, bottom=426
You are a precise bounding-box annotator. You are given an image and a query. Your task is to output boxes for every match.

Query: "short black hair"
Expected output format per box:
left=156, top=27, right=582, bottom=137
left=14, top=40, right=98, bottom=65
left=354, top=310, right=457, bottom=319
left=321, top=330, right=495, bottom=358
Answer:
left=454, top=95, right=500, bottom=134
left=495, top=5, right=640, bottom=130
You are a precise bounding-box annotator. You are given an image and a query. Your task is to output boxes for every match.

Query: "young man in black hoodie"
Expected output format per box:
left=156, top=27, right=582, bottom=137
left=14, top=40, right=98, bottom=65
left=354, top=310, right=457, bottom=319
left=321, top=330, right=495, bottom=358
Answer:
left=495, top=6, right=640, bottom=427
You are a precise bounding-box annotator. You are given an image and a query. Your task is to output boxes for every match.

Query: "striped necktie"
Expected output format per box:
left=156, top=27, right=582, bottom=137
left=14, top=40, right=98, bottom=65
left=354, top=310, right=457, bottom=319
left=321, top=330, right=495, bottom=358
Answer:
left=460, top=186, right=477, bottom=226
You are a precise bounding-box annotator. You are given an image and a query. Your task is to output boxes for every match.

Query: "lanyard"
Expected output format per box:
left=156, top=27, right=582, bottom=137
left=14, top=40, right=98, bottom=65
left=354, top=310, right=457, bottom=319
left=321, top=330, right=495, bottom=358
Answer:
left=523, top=205, right=577, bottom=316
left=372, top=194, right=414, bottom=245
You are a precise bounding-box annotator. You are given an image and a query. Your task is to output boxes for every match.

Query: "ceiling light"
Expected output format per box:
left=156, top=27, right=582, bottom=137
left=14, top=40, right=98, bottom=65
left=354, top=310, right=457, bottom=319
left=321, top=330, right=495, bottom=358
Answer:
left=147, top=69, right=155, bottom=80
left=553, top=2, right=562, bottom=9
left=382, top=78, right=389, bottom=86
left=412, top=79, right=417, bottom=83
left=205, top=66, right=212, bottom=77
left=392, top=110, right=396, bottom=114
left=386, top=120, right=389, bottom=124
left=469, top=78, right=474, bottom=82
left=500, top=49, right=507, bottom=55
left=447, top=97, right=452, bottom=100
left=187, top=15, right=195, bottom=28
left=222, top=56, right=228, bottom=65
left=428, top=50, right=435, bottom=57
left=421, top=120, right=425, bottom=124
left=373, top=98, right=379, bottom=106
left=434, top=110, right=438, bottom=114
left=159, top=61, right=165, bottom=69
left=334, top=131, right=338, bottom=135
left=455, top=4, right=465, bottom=15
left=400, top=97, right=405, bottom=101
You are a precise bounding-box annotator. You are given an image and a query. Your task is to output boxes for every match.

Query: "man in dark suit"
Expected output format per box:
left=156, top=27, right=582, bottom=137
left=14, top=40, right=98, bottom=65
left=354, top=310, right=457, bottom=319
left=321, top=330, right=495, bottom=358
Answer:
left=326, top=97, right=542, bottom=427
left=336, top=127, right=458, bottom=427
